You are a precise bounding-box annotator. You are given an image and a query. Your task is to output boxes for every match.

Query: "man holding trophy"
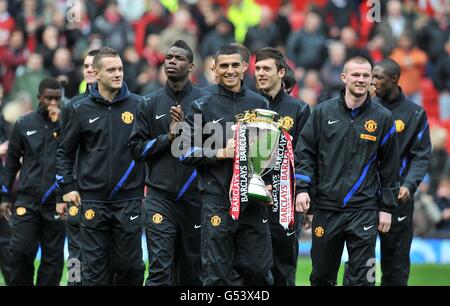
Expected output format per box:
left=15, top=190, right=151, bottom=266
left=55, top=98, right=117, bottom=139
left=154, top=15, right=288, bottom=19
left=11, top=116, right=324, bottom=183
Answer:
left=254, top=47, right=310, bottom=286
left=181, top=45, right=278, bottom=286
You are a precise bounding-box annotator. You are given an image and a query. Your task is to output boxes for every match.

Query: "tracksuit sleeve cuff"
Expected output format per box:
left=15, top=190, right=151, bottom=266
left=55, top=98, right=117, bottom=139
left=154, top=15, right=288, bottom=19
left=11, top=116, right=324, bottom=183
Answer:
left=61, top=183, right=77, bottom=196
left=379, top=204, right=393, bottom=214
left=296, top=187, right=309, bottom=195
left=402, top=182, right=416, bottom=195
left=2, top=193, right=13, bottom=203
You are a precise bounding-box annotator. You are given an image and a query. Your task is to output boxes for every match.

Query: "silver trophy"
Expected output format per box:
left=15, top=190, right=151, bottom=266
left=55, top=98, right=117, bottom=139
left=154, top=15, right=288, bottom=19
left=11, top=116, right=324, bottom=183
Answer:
left=233, top=109, right=293, bottom=204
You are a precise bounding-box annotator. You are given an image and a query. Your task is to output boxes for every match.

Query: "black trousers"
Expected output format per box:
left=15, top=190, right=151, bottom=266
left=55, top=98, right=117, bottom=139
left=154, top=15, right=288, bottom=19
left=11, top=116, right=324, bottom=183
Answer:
left=201, top=198, right=273, bottom=286
left=380, top=199, right=414, bottom=286
left=0, top=218, right=12, bottom=285
left=268, top=210, right=299, bottom=286
left=144, top=189, right=202, bottom=286
left=80, top=200, right=144, bottom=286
left=66, top=202, right=82, bottom=286
left=310, top=209, right=378, bottom=286
left=9, top=203, right=65, bottom=286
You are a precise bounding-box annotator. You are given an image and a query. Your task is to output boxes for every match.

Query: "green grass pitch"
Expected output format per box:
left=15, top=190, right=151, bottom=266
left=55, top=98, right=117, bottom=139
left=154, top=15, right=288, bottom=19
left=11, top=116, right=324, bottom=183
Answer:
left=1, top=258, right=449, bottom=286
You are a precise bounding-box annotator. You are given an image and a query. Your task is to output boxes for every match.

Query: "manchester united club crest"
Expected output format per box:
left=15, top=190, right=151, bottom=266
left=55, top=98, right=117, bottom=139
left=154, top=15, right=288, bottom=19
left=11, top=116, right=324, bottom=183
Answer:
left=121, top=111, right=134, bottom=124
left=364, top=120, right=377, bottom=133
left=395, top=120, right=405, bottom=133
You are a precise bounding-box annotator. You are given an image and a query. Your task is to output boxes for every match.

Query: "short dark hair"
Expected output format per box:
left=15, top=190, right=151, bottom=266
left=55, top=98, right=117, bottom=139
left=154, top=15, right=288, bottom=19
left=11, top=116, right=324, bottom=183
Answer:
left=87, top=49, right=100, bottom=57
left=38, top=77, right=61, bottom=95
left=93, top=47, right=120, bottom=70
left=229, top=43, right=250, bottom=63
left=168, top=40, right=194, bottom=63
left=255, top=47, right=287, bottom=71
left=283, top=65, right=296, bottom=94
left=374, top=58, right=401, bottom=80
left=214, top=45, right=243, bottom=63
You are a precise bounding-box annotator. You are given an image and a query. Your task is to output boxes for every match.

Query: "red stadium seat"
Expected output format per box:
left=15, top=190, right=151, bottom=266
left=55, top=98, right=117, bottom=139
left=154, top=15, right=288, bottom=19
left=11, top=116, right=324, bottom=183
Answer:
left=440, top=120, right=450, bottom=154
left=421, top=78, right=440, bottom=121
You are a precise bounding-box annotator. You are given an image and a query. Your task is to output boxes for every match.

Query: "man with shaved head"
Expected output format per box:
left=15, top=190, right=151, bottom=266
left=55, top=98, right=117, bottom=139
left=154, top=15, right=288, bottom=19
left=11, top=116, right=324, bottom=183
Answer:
left=295, top=57, right=400, bottom=286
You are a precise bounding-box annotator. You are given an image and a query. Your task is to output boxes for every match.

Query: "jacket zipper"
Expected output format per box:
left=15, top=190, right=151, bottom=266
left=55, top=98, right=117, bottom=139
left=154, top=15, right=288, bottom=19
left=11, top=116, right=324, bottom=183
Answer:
left=175, top=97, right=180, bottom=195
left=108, top=105, right=112, bottom=195
left=42, top=122, right=48, bottom=200
left=338, top=117, right=353, bottom=205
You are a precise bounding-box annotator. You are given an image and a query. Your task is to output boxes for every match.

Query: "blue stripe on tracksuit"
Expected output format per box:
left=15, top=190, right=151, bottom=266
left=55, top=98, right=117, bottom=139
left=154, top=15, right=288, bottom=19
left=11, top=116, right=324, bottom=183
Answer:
left=399, top=157, right=408, bottom=177
left=108, top=139, right=156, bottom=200
left=40, top=175, right=64, bottom=204
left=175, top=169, right=198, bottom=201
left=342, top=154, right=377, bottom=207
left=109, top=160, right=136, bottom=200
left=381, top=124, right=397, bottom=146
left=1, top=184, right=8, bottom=194
left=342, top=124, right=397, bottom=207
left=141, top=139, right=156, bottom=158
left=418, top=122, right=428, bottom=141
left=179, top=147, right=202, bottom=162
left=295, top=174, right=311, bottom=184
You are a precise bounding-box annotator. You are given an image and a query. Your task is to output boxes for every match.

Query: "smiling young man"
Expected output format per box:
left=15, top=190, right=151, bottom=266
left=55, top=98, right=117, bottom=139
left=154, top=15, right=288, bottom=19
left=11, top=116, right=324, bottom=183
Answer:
left=128, top=40, right=206, bottom=286
left=181, top=44, right=271, bottom=286
left=372, top=59, right=431, bottom=286
left=0, top=78, right=66, bottom=285
left=254, top=47, right=310, bottom=286
left=56, top=47, right=145, bottom=285
left=295, top=56, right=400, bottom=286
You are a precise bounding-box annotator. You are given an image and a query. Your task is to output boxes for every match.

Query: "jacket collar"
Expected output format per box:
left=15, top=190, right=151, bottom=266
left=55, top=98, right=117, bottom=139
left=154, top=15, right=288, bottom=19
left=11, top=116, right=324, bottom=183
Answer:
left=261, top=86, right=286, bottom=105
left=218, top=81, right=246, bottom=99
left=378, top=87, right=405, bottom=110
left=89, top=82, right=130, bottom=105
left=165, top=80, right=193, bottom=100
left=338, top=89, right=372, bottom=117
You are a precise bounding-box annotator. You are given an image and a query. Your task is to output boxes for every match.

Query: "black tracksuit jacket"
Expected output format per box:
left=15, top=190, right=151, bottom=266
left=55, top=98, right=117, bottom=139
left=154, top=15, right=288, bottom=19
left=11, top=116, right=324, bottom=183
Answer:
left=296, top=91, right=400, bottom=213
left=56, top=82, right=145, bottom=202
left=2, top=106, right=60, bottom=204
left=60, top=89, right=90, bottom=130
left=180, top=83, right=269, bottom=199
left=374, top=91, right=431, bottom=194
left=128, top=81, right=206, bottom=199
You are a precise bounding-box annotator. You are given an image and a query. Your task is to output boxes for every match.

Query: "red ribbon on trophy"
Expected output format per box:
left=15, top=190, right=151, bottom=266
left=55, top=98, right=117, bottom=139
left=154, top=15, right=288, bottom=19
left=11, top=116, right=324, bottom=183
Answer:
left=229, top=123, right=249, bottom=220
left=272, top=131, right=295, bottom=230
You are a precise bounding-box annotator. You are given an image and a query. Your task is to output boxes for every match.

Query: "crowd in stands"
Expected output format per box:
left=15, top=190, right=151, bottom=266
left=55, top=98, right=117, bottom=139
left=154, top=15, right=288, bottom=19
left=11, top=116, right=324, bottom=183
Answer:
left=0, top=0, right=449, bottom=236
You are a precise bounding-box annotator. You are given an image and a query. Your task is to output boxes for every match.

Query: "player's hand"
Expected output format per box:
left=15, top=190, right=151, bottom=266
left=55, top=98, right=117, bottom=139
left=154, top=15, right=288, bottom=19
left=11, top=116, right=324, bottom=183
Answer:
left=63, top=191, right=81, bottom=206
left=170, top=105, right=184, bottom=122
left=169, top=105, right=184, bottom=141
left=295, top=192, right=310, bottom=213
left=216, top=139, right=235, bottom=160
left=56, top=202, right=67, bottom=220
left=303, top=214, right=313, bottom=230
left=0, top=141, right=9, bottom=157
left=398, top=186, right=411, bottom=203
left=48, top=104, right=61, bottom=122
left=378, top=211, right=392, bottom=233
left=0, top=202, right=12, bottom=222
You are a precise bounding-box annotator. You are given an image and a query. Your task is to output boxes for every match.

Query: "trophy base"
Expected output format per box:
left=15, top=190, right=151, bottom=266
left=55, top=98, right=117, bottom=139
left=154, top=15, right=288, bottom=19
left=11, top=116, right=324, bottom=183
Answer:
left=248, top=176, right=273, bottom=205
